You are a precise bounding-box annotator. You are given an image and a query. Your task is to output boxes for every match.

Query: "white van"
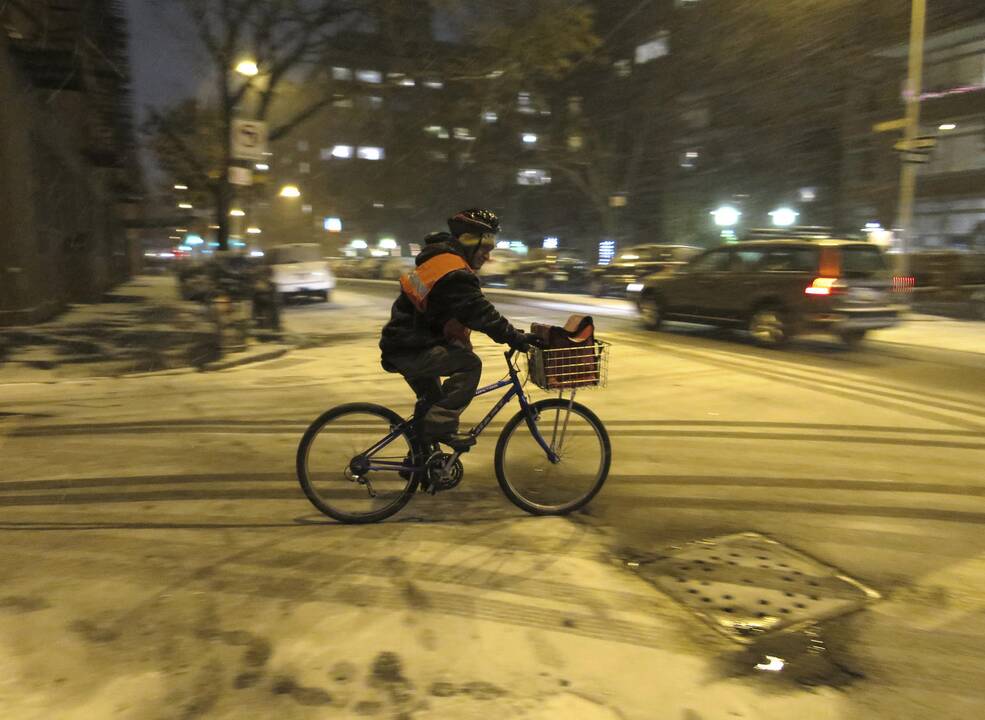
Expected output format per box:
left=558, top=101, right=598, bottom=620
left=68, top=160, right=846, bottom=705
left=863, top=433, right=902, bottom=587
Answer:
left=266, top=243, right=336, bottom=302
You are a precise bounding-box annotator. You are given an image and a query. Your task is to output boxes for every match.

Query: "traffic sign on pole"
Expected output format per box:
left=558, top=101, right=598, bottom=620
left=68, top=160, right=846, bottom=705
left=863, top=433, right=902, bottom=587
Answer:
left=873, top=118, right=907, bottom=133
left=231, top=119, right=268, bottom=161
left=894, top=136, right=937, bottom=152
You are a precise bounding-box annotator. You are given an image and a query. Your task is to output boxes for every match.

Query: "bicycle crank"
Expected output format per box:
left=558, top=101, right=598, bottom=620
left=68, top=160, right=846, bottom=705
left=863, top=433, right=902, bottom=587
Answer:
left=423, top=451, right=464, bottom=494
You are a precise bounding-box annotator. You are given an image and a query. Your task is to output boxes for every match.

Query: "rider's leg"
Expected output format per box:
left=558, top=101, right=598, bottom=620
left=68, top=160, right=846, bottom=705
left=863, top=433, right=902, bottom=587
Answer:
left=389, top=345, right=482, bottom=446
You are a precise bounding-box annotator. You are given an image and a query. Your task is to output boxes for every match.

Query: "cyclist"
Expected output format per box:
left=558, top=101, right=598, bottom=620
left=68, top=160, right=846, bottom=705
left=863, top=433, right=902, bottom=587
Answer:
left=380, top=208, right=536, bottom=449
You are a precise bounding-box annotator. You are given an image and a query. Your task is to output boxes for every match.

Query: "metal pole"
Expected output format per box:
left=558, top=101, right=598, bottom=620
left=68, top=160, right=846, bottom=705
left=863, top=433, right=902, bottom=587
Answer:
left=895, top=0, right=927, bottom=278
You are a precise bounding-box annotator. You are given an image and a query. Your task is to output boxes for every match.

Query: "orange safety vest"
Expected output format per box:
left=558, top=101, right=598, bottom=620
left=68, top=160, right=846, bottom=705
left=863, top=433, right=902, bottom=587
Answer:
left=400, top=253, right=474, bottom=346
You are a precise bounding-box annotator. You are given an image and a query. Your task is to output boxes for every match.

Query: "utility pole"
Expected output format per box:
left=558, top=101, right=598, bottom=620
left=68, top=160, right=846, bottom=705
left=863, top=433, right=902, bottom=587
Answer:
left=895, top=0, right=927, bottom=278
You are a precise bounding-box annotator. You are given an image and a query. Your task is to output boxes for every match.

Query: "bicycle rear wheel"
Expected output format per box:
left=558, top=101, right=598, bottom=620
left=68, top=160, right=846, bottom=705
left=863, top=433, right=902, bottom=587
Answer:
left=494, top=398, right=611, bottom=515
left=297, top=403, right=419, bottom=523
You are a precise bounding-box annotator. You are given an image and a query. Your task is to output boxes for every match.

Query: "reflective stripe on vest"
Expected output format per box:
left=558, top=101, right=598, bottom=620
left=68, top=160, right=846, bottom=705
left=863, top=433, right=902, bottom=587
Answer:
left=399, top=253, right=472, bottom=312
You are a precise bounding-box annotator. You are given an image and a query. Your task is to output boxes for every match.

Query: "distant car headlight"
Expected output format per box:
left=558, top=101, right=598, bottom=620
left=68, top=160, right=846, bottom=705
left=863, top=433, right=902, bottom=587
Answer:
left=626, top=283, right=644, bottom=292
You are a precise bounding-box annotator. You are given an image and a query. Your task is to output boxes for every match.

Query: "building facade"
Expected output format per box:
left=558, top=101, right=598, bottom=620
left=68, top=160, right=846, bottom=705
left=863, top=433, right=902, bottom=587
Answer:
left=0, top=0, right=141, bottom=325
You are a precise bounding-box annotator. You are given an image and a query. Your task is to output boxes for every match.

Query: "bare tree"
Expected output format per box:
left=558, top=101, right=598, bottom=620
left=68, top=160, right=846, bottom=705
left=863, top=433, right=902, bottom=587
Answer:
left=146, top=0, right=360, bottom=249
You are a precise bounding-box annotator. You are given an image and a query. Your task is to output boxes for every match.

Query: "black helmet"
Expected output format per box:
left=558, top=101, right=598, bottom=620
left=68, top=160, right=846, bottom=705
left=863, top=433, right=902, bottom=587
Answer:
left=447, top=208, right=500, bottom=238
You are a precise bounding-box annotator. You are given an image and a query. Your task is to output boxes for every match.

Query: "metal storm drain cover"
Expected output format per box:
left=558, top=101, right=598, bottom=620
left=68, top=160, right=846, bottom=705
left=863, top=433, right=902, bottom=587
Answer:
left=639, top=532, right=880, bottom=643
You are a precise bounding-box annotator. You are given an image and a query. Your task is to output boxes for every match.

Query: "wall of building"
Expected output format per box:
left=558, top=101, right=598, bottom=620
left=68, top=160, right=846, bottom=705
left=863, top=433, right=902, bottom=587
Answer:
left=0, top=33, right=129, bottom=325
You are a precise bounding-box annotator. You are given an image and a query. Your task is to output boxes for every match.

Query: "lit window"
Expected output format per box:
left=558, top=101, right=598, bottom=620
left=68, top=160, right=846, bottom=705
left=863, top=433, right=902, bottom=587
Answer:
left=332, top=67, right=352, bottom=80
left=482, top=111, right=498, bottom=123
left=332, top=96, right=354, bottom=108
left=297, top=140, right=309, bottom=152
left=324, top=217, right=342, bottom=232
left=568, top=134, right=583, bottom=151
left=614, top=59, right=632, bottom=78
left=517, top=168, right=551, bottom=186
left=453, top=127, right=475, bottom=141
left=428, top=150, right=449, bottom=162
left=329, top=145, right=353, bottom=159
left=366, top=95, right=383, bottom=109
left=522, top=133, right=538, bottom=145
left=568, top=96, right=583, bottom=115
left=357, top=146, right=384, bottom=161
left=517, top=91, right=536, bottom=114
left=423, top=79, right=444, bottom=89
left=301, top=204, right=312, bottom=214
left=635, top=32, right=669, bottom=64
left=424, top=125, right=450, bottom=139
left=680, top=149, right=699, bottom=168
left=356, top=69, right=382, bottom=84
left=299, top=162, right=310, bottom=174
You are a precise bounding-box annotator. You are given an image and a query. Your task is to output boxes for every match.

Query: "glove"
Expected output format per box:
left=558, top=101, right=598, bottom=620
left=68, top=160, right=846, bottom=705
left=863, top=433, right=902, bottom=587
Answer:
left=509, top=332, right=542, bottom=353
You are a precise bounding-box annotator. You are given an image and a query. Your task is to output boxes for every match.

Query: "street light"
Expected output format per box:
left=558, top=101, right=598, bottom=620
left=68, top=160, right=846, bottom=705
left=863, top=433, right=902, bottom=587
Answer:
left=711, top=206, right=741, bottom=227
left=174, top=184, right=188, bottom=190
left=938, top=123, right=956, bottom=131
left=246, top=227, right=262, bottom=235
left=769, top=207, right=799, bottom=227
left=279, top=185, right=301, bottom=198
left=229, top=208, right=246, bottom=217
left=235, top=59, right=259, bottom=77
left=178, top=203, right=193, bottom=209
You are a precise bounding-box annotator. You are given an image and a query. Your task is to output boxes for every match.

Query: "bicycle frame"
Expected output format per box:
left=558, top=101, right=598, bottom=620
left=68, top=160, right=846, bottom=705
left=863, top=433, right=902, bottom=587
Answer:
left=363, top=349, right=560, bottom=473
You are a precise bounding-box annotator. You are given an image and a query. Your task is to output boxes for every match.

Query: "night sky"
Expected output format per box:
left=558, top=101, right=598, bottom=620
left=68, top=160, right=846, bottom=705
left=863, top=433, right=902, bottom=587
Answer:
left=124, top=0, right=205, bottom=123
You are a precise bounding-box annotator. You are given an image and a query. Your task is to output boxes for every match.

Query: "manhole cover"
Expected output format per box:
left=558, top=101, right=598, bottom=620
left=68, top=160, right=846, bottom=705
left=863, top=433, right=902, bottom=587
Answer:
left=640, top=532, right=879, bottom=643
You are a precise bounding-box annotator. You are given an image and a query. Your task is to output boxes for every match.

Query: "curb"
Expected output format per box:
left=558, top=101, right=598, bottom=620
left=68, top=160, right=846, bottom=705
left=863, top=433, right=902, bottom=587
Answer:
left=201, top=345, right=292, bottom=372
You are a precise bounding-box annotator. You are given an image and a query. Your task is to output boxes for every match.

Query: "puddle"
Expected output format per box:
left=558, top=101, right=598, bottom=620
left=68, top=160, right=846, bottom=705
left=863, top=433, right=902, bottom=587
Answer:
left=716, top=622, right=865, bottom=689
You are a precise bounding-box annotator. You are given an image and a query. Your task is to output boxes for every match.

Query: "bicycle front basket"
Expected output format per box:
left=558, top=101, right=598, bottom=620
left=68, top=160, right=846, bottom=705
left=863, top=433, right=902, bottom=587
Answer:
left=527, top=340, right=609, bottom=390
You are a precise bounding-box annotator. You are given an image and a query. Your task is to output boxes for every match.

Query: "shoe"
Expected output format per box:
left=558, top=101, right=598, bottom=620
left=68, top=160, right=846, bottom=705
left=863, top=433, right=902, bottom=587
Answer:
left=433, top=432, right=476, bottom=451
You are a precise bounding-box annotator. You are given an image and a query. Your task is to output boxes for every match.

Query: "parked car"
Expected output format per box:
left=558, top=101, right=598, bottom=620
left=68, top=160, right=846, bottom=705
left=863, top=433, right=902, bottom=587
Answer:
left=507, top=250, right=591, bottom=292
left=379, top=256, right=415, bottom=280
left=587, top=244, right=702, bottom=297
left=266, top=243, right=335, bottom=302
left=630, top=238, right=901, bottom=346
left=349, top=256, right=389, bottom=279
left=480, top=249, right=523, bottom=286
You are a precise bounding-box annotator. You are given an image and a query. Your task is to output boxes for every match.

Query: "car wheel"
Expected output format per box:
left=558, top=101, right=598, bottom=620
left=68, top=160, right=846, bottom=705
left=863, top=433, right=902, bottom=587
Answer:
left=532, top=276, right=548, bottom=292
left=748, top=306, right=789, bottom=347
left=639, top=293, right=664, bottom=330
left=840, top=329, right=867, bottom=347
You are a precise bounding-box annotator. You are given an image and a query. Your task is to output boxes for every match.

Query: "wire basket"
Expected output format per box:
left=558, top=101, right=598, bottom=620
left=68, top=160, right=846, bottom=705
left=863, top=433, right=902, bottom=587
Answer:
left=527, top=340, right=609, bottom=390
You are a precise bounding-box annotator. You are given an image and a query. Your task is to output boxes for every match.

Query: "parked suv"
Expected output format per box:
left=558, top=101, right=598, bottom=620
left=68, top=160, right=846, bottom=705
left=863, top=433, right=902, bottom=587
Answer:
left=631, top=239, right=901, bottom=346
left=588, top=244, right=701, bottom=297
left=267, top=243, right=335, bottom=302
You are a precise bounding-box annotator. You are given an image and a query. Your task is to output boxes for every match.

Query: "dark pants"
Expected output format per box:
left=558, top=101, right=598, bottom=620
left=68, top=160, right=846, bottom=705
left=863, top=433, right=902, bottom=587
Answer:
left=384, top=345, right=482, bottom=436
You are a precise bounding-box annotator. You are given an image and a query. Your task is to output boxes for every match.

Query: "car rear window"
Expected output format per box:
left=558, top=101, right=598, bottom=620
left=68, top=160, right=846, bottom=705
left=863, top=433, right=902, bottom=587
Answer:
left=839, top=245, right=888, bottom=278
left=269, top=246, right=321, bottom=264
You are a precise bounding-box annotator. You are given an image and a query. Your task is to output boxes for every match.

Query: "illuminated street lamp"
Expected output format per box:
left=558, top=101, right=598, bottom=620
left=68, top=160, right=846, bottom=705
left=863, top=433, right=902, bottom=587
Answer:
left=174, top=184, right=188, bottom=190
left=178, top=203, right=193, bottom=209
left=246, top=227, right=262, bottom=235
left=229, top=208, right=246, bottom=217
left=279, top=184, right=301, bottom=198
left=711, top=206, right=741, bottom=227
left=769, top=207, right=799, bottom=227
left=235, top=59, right=259, bottom=77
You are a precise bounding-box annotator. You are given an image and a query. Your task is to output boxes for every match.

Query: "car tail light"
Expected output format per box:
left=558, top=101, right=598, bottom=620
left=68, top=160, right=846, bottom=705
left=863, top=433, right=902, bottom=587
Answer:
left=805, top=277, right=839, bottom=296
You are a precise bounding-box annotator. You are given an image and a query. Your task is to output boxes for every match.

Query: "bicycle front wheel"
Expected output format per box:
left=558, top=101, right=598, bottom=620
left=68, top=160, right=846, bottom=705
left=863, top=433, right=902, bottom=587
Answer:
left=495, top=398, right=611, bottom=515
left=297, top=403, right=419, bottom=524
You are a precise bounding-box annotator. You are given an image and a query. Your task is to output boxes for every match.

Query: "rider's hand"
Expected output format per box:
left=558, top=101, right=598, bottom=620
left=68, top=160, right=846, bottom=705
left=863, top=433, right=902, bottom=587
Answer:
left=509, top=332, right=543, bottom=353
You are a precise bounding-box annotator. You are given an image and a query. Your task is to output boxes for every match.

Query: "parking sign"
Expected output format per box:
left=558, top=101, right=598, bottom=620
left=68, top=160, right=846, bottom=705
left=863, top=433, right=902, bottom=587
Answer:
left=231, top=119, right=268, bottom=161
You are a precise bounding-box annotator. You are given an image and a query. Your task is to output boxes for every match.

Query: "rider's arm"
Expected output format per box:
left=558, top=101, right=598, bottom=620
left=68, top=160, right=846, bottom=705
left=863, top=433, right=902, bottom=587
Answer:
left=429, top=271, right=524, bottom=346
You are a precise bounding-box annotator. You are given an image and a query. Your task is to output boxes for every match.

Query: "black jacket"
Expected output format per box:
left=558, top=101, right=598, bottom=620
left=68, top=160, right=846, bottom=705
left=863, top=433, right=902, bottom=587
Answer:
left=379, top=241, right=523, bottom=359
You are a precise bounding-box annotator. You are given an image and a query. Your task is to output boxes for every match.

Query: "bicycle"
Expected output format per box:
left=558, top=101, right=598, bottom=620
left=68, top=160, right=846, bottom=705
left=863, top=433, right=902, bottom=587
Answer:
left=296, top=341, right=611, bottom=523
